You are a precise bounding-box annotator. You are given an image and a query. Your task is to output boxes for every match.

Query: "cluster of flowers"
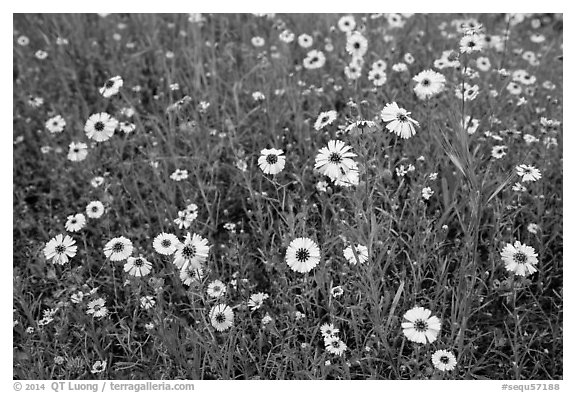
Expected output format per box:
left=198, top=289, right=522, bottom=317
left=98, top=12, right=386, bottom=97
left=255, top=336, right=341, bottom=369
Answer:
left=320, top=323, right=347, bottom=356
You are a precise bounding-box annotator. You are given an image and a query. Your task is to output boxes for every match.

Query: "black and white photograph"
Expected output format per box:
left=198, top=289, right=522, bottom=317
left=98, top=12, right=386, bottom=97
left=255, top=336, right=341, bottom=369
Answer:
left=10, top=6, right=568, bottom=388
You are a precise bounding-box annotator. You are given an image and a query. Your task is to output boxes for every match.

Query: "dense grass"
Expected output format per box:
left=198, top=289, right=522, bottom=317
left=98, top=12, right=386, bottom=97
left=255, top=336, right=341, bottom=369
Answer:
left=13, top=13, right=562, bottom=380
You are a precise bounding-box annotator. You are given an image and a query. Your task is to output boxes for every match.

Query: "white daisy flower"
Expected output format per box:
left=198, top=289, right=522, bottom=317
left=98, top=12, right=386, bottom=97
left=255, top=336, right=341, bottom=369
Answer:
left=207, top=280, right=227, bottom=298
left=314, top=110, right=338, bottom=131
left=285, top=237, right=321, bottom=273
left=103, top=236, right=133, bottom=261
left=247, top=292, right=269, bottom=310
left=209, top=303, right=234, bottom=331
left=431, top=349, right=457, bottom=371
left=45, top=115, right=66, bottom=133
left=153, top=233, right=179, bottom=255
left=516, top=164, right=542, bottom=182
left=380, top=102, right=419, bottom=139
left=67, top=142, right=88, bottom=162
left=43, top=234, right=77, bottom=265
left=258, top=148, right=286, bottom=175
left=99, top=76, right=123, bottom=98
left=85, top=112, right=118, bottom=142
left=86, top=201, right=105, bottom=219
left=314, top=140, right=357, bottom=182
left=173, top=233, right=210, bottom=270
left=65, top=213, right=86, bottom=232
left=124, top=256, right=152, bottom=277
left=343, top=244, right=368, bottom=265
left=401, top=306, right=442, bottom=344
left=501, top=241, right=539, bottom=277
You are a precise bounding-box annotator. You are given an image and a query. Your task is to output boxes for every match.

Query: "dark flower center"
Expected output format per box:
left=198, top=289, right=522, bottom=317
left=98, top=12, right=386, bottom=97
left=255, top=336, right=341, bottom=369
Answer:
left=397, top=113, right=408, bottom=122
left=94, top=122, right=105, bottom=131
left=213, top=286, right=221, bottom=292
left=311, top=56, right=318, bottom=63
left=112, top=242, right=124, bottom=252
left=295, top=248, right=310, bottom=262
left=215, top=313, right=226, bottom=323
left=55, top=245, right=66, bottom=253
left=353, top=42, right=360, bottom=49
left=182, top=245, right=196, bottom=258
left=92, top=206, right=98, bottom=212
left=134, top=258, right=144, bottom=267
left=440, top=355, right=450, bottom=364
left=332, top=340, right=340, bottom=348
left=328, top=152, right=342, bottom=163
left=161, top=239, right=171, bottom=248
left=73, top=148, right=79, bottom=152
left=422, top=79, right=430, bottom=86
left=414, top=319, right=428, bottom=332
left=513, top=252, right=527, bottom=264
left=105, top=80, right=115, bottom=88
left=468, top=41, right=476, bottom=47
left=266, top=154, right=278, bottom=164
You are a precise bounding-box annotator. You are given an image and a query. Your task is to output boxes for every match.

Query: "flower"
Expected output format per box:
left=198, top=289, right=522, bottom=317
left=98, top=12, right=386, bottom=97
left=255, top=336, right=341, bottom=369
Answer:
left=119, top=122, right=136, bottom=133
left=527, top=223, right=540, bottom=234
left=476, top=56, right=491, bottom=71
left=346, top=31, right=368, bottom=57
left=103, top=236, right=133, bottom=261
left=17, top=35, right=29, bottom=46
left=86, top=201, right=105, bottom=219
left=140, top=296, right=155, bottom=309
left=170, top=169, right=188, bottom=181
left=422, top=187, right=434, bottom=200
left=65, top=213, right=86, bottom=232
left=491, top=145, right=507, bottom=159
left=455, top=83, right=480, bottom=101
left=343, top=244, right=368, bottom=265
left=345, top=120, right=378, bottom=136
left=459, top=34, right=484, bottom=53
left=124, top=256, right=152, bottom=277
left=516, top=164, right=542, bottom=182
left=91, top=360, right=107, bottom=374
left=91, top=176, right=104, bottom=188
left=99, top=76, right=123, bottom=98
left=320, top=323, right=339, bottom=338
left=173, top=233, right=210, bottom=270
left=258, top=148, right=286, bottom=175
left=380, top=102, right=419, bottom=139
left=251, top=36, right=265, bottom=47
left=507, top=82, right=522, bottom=95
left=279, top=29, right=295, bottom=43
left=248, top=292, right=269, bottom=310
left=153, top=233, right=179, bottom=255
left=86, top=298, right=109, bottom=318
left=338, top=15, right=356, bottom=32
left=209, top=304, right=234, bottom=331
left=180, top=264, right=204, bottom=286
left=501, top=241, right=539, bottom=276
left=285, top=237, right=321, bottom=273
left=401, top=306, right=442, bottom=344
left=261, top=313, right=273, bottom=325
left=431, top=350, right=457, bottom=371
left=297, top=33, right=313, bottom=48
left=331, top=286, right=344, bottom=298
left=43, top=234, right=77, bottom=265
left=67, top=142, right=88, bottom=162
left=303, top=50, right=326, bottom=70
left=368, top=68, right=387, bottom=86
left=35, top=50, right=48, bottom=59
left=325, top=336, right=348, bottom=356
left=314, top=110, right=337, bottom=131
left=85, top=112, right=118, bottom=142
left=344, top=62, right=362, bottom=80
left=45, top=115, right=66, bottom=133
left=207, top=280, right=227, bottom=298
left=512, top=182, right=527, bottom=192
left=314, top=140, right=357, bottom=182
left=174, top=211, right=196, bottom=229
left=413, top=69, right=446, bottom=99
